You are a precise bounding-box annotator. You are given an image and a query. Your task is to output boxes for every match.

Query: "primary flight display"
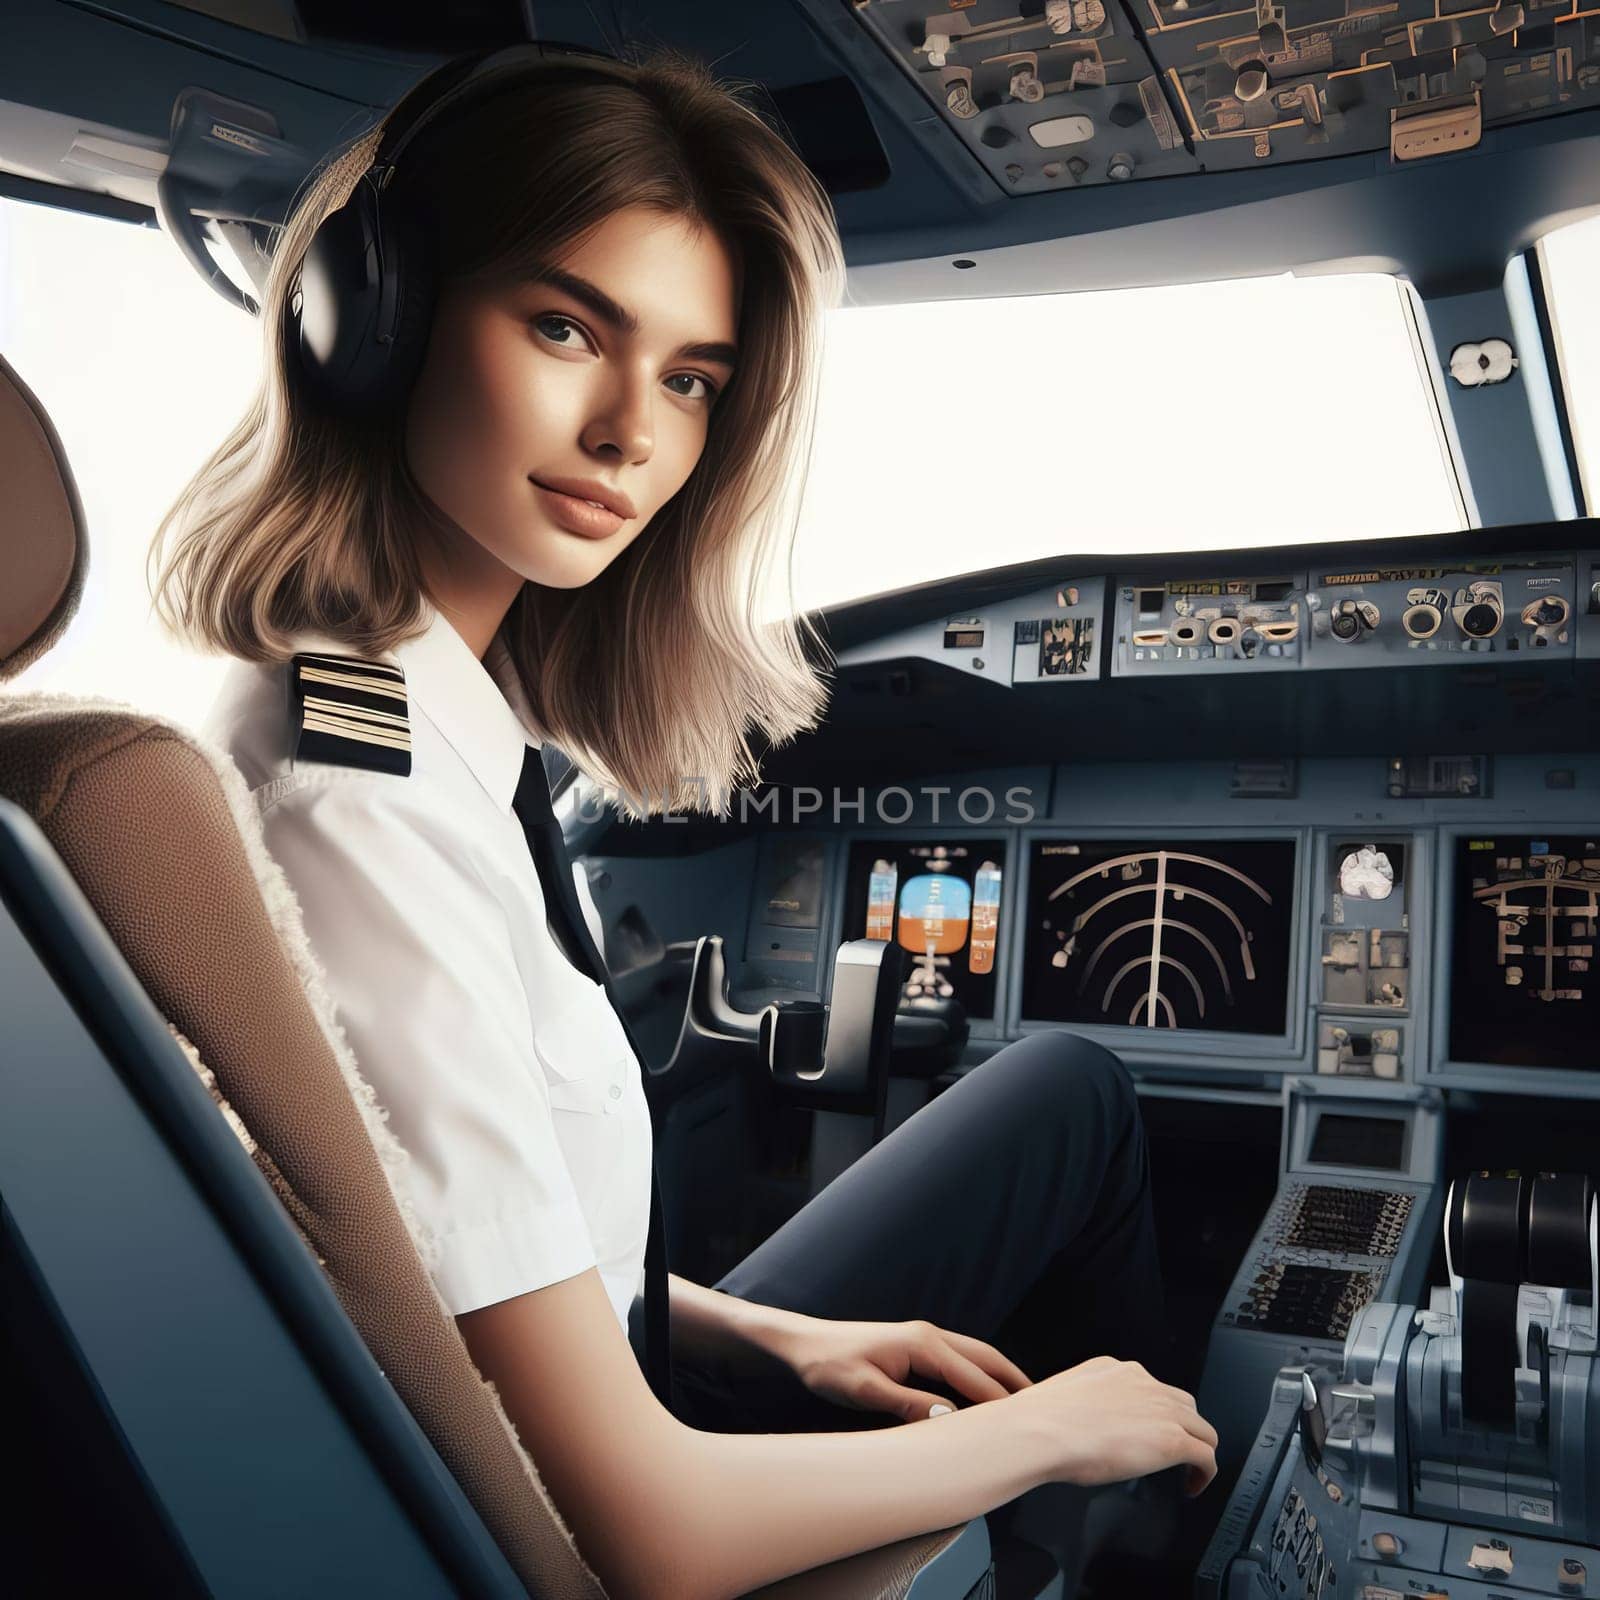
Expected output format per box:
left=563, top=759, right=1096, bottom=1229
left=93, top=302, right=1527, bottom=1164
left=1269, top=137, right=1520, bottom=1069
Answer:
left=844, top=838, right=1005, bottom=1019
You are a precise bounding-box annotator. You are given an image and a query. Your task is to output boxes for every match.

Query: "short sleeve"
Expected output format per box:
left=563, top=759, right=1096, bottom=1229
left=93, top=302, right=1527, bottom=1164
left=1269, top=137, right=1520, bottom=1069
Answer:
left=259, top=773, right=597, bottom=1314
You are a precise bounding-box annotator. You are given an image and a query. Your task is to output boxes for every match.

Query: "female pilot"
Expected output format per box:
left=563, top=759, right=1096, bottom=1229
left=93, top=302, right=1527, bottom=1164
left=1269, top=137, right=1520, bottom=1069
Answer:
left=150, top=43, right=1217, bottom=1600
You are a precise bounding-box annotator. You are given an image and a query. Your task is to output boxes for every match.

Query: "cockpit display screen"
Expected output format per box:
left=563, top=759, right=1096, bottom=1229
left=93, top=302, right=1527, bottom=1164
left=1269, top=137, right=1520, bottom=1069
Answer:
left=1022, top=838, right=1298, bottom=1034
left=1308, top=1113, right=1406, bottom=1172
left=843, top=840, right=1005, bottom=1019
left=1449, top=836, right=1600, bottom=1070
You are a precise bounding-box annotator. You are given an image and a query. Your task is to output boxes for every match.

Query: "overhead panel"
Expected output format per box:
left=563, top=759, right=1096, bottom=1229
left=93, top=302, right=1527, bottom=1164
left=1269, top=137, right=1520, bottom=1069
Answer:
left=849, top=0, right=1600, bottom=189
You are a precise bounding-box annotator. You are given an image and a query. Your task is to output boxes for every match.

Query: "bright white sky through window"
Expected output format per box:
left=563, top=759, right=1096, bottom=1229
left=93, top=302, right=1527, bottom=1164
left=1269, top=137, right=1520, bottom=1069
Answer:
left=1541, top=212, right=1600, bottom=513
left=2, top=193, right=1463, bottom=729
left=790, top=271, right=1463, bottom=612
left=1, top=197, right=258, bottom=729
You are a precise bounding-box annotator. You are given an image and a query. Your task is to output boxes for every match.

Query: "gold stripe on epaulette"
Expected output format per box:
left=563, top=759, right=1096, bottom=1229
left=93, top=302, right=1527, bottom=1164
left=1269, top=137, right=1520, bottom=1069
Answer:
left=296, top=663, right=410, bottom=703
left=300, top=694, right=410, bottom=730
left=295, top=649, right=404, bottom=678
left=301, top=712, right=413, bottom=752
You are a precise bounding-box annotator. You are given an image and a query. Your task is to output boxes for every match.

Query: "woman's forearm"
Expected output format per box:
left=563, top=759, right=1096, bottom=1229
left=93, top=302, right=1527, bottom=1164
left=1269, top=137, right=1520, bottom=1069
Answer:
left=616, top=1398, right=1052, bottom=1600
left=665, top=1272, right=800, bottom=1372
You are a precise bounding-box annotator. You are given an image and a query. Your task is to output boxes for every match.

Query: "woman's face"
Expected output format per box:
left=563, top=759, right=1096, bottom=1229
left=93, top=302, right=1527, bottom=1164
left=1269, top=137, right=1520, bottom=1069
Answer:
left=405, top=204, right=739, bottom=596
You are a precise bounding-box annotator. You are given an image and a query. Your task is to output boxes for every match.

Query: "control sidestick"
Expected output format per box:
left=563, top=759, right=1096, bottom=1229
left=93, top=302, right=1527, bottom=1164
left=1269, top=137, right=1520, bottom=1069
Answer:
left=762, top=938, right=909, bottom=1122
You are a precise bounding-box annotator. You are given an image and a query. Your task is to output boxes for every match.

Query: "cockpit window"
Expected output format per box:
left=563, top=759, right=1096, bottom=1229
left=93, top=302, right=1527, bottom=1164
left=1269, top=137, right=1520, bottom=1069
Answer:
left=1539, top=214, right=1600, bottom=515
left=0, top=196, right=257, bottom=726
left=789, top=272, right=1466, bottom=613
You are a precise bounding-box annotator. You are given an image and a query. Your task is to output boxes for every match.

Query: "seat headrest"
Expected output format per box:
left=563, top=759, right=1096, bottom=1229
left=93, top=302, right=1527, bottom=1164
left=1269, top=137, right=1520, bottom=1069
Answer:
left=0, top=351, right=88, bottom=681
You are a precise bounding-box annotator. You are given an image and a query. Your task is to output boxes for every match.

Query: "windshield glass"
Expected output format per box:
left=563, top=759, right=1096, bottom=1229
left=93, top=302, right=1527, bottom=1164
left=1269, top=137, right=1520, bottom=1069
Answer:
left=790, top=272, right=1466, bottom=613
left=1540, top=212, right=1600, bottom=514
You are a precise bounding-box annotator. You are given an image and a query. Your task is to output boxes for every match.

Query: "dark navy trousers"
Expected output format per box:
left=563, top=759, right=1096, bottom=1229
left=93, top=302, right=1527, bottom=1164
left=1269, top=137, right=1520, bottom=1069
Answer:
left=643, top=1031, right=1167, bottom=1437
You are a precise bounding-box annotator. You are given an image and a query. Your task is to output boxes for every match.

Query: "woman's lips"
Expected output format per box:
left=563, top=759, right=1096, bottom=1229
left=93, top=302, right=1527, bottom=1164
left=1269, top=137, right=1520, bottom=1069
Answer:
left=530, top=479, right=626, bottom=539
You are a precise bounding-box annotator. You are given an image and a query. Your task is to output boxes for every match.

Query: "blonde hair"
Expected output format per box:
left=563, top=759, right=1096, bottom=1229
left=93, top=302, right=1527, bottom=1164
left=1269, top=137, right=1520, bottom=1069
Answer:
left=149, top=47, right=846, bottom=819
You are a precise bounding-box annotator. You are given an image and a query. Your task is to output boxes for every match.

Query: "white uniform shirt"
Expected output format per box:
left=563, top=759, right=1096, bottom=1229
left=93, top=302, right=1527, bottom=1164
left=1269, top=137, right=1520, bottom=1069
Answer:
left=200, top=601, right=653, bottom=1331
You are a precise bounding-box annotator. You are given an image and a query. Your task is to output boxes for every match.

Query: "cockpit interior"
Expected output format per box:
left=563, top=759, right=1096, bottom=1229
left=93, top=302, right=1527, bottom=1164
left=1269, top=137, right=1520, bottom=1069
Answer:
left=2, top=2, right=1599, bottom=1598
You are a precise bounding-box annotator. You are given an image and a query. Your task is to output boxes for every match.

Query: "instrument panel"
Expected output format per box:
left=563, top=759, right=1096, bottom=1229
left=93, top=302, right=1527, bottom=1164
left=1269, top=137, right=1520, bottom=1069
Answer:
left=1117, top=558, right=1580, bottom=672
left=736, top=536, right=1600, bottom=1097
left=742, top=777, right=1600, bottom=1098
left=836, top=546, right=1596, bottom=691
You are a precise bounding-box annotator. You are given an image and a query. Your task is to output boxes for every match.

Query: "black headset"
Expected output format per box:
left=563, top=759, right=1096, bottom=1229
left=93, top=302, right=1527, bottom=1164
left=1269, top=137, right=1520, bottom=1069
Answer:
left=286, top=40, right=634, bottom=419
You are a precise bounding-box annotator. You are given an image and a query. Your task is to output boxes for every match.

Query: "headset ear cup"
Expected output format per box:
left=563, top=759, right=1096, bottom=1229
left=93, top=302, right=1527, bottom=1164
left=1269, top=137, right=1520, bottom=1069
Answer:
left=290, top=179, right=435, bottom=418
left=293, top=179, right=386, bottom=409
left=381, top=202, right=437, bottom=408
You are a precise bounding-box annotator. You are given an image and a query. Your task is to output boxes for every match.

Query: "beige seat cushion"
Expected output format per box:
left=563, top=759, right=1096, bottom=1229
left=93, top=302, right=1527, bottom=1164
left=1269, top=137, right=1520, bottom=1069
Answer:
left=0, top=691, right=977, bottom=1600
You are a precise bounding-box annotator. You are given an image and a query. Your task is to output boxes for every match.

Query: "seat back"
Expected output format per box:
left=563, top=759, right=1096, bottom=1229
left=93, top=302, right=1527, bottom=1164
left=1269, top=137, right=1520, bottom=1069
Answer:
left=0, top=349, right=994, bottom=1599
left=0, top=794, right=532, bottom=1595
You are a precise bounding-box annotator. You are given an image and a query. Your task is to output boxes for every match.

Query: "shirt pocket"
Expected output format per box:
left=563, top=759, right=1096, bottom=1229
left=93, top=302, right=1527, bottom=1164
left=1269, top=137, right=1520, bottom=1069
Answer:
left=533, top=975, right=634, bottom=1116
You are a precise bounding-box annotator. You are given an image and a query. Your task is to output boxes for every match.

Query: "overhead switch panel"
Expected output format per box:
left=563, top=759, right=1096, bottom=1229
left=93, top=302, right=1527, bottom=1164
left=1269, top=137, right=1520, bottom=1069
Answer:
left=851, top=0, right=1600, bottom=191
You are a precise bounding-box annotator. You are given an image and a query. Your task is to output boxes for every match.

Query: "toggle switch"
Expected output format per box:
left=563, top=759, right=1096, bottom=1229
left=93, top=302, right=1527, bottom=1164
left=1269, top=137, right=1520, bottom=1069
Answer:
left=1468, top=1539, right=1514, bottom=1579
left=1008, top=59, right=1045, bottom=102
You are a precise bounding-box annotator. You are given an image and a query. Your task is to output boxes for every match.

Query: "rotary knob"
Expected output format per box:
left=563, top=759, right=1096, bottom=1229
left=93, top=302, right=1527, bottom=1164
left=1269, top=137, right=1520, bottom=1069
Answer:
left=1523, top=595, right=1570, bottom=629
left=1456, top=599, right=1502, bottom=638
left=1402, top=599, right=1443, bottom=639
left=1329, top=598, right=1380, bottom=643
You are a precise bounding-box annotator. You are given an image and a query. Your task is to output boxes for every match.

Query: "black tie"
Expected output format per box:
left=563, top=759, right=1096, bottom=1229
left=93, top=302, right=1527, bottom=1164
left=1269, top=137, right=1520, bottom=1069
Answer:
left=512, top=746, right=608, bottom=981
left=511, top=744, right=673, bottom=1412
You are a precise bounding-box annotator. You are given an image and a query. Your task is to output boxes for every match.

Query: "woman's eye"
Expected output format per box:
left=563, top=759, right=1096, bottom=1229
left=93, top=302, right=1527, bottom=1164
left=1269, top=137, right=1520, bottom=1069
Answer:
left=532, top=313, right=590, bottom=350
left=666, top=372, right=718, bottom=403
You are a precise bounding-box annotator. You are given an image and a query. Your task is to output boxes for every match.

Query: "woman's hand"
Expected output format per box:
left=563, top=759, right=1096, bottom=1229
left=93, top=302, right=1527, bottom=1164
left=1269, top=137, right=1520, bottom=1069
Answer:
left=760, top=1313, right=1034, bottom=1422
left=747, top=1311, right=1219, bottom=1497
left=1007, top=1354, right=1219, bottom=1497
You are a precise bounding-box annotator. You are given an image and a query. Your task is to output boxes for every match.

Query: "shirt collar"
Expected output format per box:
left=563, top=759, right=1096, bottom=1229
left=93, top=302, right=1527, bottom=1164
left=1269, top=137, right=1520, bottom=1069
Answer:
left=289, top=600, right=542, bottom=812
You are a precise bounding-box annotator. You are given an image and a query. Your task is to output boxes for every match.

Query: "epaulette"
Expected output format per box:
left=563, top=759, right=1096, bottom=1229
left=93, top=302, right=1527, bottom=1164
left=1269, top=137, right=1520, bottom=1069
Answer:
left=289, top=651, right=411, bottom=777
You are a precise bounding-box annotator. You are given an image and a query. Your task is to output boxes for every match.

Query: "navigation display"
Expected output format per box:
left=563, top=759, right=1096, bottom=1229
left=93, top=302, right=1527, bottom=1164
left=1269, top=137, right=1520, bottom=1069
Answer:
left=1022, top=838, right=1298, bottom=1035
left=1449, top=836, right=1600, bottom=1070
left=843, top=840, right=1004, bottom=1020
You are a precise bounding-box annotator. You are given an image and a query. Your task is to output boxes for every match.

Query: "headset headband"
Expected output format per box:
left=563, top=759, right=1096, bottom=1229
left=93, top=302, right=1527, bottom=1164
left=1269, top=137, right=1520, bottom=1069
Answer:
left=369, top=41, right=630, bottom=193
